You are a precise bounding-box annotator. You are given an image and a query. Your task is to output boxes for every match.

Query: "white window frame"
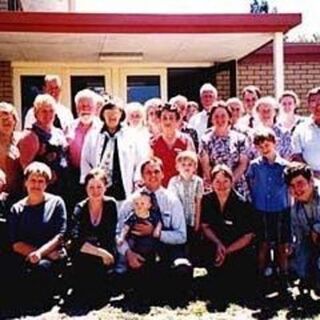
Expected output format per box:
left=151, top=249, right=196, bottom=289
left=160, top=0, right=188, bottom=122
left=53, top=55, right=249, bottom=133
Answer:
left=119, top=67, right=167, bottom=103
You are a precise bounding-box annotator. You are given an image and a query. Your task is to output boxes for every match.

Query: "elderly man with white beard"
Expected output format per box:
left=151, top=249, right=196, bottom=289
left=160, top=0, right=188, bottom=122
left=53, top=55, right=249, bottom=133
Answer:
left=65, top=89, right=102, bottom=210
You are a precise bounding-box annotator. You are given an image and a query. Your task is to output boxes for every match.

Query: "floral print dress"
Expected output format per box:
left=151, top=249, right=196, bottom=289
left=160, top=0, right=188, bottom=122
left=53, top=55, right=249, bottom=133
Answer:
left=199, top=129, right=250, bottom=198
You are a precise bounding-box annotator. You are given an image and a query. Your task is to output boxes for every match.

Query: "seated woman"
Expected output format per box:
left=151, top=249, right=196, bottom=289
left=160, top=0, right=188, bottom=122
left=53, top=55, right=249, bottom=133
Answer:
left=68, top=168, right=117, bottom=305
left=201, top=164, right=256, bottom=308
left=3, top=162, right=67, bottom=309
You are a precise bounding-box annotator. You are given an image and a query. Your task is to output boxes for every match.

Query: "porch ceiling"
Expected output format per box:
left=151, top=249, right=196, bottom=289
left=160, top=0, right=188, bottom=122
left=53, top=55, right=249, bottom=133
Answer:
left=0, top=12, right=301, bottom=64
left=0, top=32, right=275, bottom=63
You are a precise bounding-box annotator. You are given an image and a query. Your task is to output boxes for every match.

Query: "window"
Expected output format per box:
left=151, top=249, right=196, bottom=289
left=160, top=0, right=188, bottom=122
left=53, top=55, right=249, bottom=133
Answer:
left=70, top=76, right=105, bottom=116
left=20, top=75, right=44, bottom=126
left=127, top=75, right=160, bottom=104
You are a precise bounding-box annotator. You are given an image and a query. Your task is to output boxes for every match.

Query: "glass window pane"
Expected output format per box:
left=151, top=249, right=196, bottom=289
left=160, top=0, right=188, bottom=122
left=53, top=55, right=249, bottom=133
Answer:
left=127, top=75, right=160, bottom=104
left=21, top=75, right=45, bottom=126
left=71, top=76, right=105, bottom=117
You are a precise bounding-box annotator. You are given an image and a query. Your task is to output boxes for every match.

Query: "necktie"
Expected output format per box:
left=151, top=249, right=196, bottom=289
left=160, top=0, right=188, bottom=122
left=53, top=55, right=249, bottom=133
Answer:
left=206, top=112, right=212, bottom=129
left=53, top=114, right=62, bottom=130
left=110, top=137, right=126, bottom=200
left=248, top=115, right=254, bottom=128
left=149, top=192, right=161, bottom=215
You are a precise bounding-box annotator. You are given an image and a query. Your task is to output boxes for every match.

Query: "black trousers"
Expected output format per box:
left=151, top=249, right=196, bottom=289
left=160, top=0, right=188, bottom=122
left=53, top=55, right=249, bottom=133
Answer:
left=127, top=244, right=193, bottom=303
left=70, top=253, right=113, bottom=300
left=206, top=247, right=258, bottom=301
left=0, top=252, right=64, bottom=307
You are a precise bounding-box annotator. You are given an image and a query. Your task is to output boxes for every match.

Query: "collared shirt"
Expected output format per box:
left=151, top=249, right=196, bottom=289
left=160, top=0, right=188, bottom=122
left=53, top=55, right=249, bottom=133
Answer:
left=151, top=133, right=194, bottom=187
left=246, top=154, right=289, bottom=212
left=291, top=185, right=320, bottom=245
left=292, top=118, right=320, bottom=171
left=66, top=117, right=101, bottom=168
left=167, top=174, right=204, bottom=227
left=117, top=186, right=186, bottom=255
left=201, top=190, right=255, bottom=245
left=188, top=110, right=209, bottom=140
left=237, top=113, right=258, bottom=129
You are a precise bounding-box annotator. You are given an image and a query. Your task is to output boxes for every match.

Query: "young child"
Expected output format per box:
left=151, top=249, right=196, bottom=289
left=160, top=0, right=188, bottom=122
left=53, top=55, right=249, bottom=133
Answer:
left=246, top=128, right=291, bottom=294
left=117, top=191, right=162, bottom=263
left=168, top=150, right=204, bottom=262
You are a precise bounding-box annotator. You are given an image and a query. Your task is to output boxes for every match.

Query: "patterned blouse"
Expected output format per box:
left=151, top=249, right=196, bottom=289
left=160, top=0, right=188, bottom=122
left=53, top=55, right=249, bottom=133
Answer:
left=199, top=129, right=250, bottom=198
left=249, top=124, right=293, bottom=160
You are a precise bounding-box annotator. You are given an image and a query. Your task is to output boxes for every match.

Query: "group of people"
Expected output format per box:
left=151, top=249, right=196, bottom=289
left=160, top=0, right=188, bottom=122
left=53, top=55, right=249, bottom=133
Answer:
left=0, top=73, right=320, bottom=312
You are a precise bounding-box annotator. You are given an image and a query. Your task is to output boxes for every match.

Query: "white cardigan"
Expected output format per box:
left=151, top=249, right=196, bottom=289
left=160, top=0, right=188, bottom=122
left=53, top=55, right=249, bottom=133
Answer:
left=80, top=126, right=150, bottom=198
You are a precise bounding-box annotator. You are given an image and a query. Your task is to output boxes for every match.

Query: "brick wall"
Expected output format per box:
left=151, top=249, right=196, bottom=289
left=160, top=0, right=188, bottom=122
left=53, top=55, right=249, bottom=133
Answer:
left=216, top=70, right=230, bottom=101
left=237, top=61, right=320, bottom=113
left=237, top=63, right=274, bottom=97
left=0, top=61, right=13, bottom=103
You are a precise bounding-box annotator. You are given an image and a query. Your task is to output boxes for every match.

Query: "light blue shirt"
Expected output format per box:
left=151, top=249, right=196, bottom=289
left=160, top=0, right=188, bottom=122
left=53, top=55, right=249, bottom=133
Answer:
left=292, top=118, right=320, bottom=172
left=117, top=186, right=186, bottom=255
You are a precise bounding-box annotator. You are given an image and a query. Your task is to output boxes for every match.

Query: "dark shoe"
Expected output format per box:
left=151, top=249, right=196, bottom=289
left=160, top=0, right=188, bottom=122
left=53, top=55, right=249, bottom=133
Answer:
left=207, top=299, right=228, bottom=313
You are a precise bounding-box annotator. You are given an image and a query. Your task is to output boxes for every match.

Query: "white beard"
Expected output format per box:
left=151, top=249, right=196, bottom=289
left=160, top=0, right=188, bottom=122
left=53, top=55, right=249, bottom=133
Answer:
left=80, top=114, right=93, bottom=125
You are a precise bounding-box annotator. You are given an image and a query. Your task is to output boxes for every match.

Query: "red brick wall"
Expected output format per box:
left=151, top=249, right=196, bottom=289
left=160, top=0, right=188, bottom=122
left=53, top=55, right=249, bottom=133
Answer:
left=238, top=61, right=320, bottom=113
left=0, top=61, right=13, bottom=103
left=216, top=70, right=230, bottom=101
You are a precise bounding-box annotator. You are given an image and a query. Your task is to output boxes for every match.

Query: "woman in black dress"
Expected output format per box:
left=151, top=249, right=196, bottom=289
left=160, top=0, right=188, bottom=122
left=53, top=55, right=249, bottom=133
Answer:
left=68, top=168, right=117, bottom=304
left=201, top=164, right=257, bottom=307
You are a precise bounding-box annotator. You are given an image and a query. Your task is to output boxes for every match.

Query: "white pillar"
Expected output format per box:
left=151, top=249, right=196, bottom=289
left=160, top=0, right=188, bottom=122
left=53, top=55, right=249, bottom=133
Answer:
left=68, top=0, right=76, bottom=12
left=273, top=32, right=284, bottom=99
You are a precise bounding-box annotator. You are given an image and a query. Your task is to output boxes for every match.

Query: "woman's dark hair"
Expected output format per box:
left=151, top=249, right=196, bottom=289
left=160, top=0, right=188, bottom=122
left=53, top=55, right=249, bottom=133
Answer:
left=159, top=103, right=180, bottom=121
left=84, top=168, right=108, bottom=188
left=208, top=101, right=232, bottom=125
left=99, top=98, right=126, bottom=123
left=284, top=162, right=313, bottom=185
left=211, top=164, right=233, bottom=182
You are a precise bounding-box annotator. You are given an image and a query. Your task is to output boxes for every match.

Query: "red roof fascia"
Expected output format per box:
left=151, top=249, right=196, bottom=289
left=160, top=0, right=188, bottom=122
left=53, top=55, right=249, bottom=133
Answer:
left=240, top=43, right=320, bottom=63
left=0, top=12, right=301, bottom=34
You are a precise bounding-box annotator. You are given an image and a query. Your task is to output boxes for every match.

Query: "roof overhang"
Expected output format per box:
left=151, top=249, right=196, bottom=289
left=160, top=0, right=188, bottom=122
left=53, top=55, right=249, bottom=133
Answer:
left=0, top=12, right=301, bottom=63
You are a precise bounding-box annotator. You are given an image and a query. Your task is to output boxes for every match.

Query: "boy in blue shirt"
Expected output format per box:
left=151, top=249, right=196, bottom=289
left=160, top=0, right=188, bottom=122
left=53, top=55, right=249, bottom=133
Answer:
left=246, top=128, right=291, bottom=294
